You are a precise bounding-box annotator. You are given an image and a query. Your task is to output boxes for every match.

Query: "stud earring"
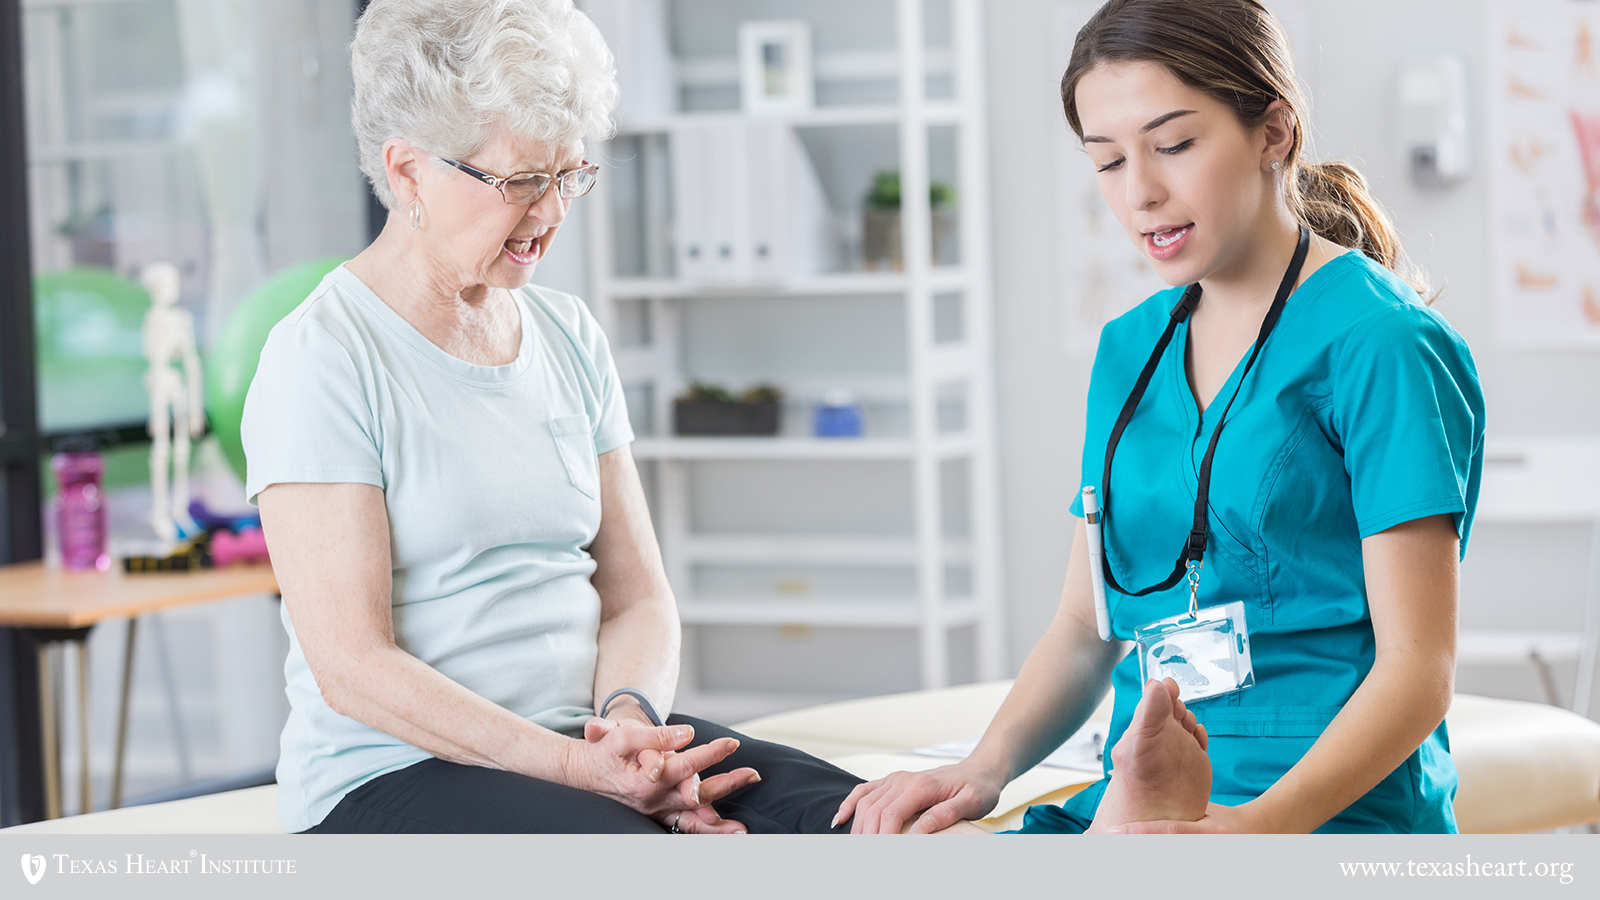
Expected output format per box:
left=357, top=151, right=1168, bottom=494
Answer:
left=1270, top=159, right=1282, bottom=172
left=409, top=201, right=422, bottom=231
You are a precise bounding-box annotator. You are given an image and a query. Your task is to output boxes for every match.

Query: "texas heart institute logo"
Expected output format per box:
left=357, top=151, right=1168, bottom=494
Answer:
left=20, top=854, right=46, bottom=885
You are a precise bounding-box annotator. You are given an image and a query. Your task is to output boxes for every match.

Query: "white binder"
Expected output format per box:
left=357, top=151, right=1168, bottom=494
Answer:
left=671, top=119, right=828, bottom=286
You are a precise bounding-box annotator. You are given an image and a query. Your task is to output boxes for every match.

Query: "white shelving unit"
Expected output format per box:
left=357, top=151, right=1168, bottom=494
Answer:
left=586, top=0, right=1003, bottom=721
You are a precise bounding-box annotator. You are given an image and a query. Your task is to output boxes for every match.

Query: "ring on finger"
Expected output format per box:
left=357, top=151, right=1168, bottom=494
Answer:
left=670, top=812, right=681, bottom=834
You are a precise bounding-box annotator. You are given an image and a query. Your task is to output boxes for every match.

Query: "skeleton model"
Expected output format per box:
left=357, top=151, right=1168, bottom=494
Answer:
left=141, top=262, right=204, bottom=543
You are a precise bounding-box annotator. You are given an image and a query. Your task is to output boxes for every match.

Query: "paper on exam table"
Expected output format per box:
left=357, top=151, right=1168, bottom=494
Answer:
left=911, top=723, right=1107, bottom=771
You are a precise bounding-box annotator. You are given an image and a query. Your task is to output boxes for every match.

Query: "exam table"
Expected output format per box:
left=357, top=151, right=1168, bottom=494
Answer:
left=5, top=684, right=1598, bottom=834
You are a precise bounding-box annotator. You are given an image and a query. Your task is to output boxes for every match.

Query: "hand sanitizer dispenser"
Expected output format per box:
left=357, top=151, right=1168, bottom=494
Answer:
left=1399, top=55, right=1471, bottom=189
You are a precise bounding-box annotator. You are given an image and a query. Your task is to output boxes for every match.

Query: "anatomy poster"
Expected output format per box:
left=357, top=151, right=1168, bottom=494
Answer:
left=1488, top=0, right=1600, bottom=348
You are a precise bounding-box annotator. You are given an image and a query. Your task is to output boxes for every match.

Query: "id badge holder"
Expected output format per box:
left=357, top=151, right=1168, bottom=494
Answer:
left=1134, top=600, right=1255, bottom=703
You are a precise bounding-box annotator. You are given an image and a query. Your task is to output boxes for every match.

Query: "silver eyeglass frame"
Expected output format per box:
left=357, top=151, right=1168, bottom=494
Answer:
left=438, top=157, right=599, bottom=205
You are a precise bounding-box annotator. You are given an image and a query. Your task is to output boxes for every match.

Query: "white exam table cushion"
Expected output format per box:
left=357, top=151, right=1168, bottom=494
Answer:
left=5, top=688, right=1597, bottom=834
left=2, top=784, right=280, bottom=834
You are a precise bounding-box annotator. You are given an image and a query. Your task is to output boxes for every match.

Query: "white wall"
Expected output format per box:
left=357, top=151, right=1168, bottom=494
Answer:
left=983, top=0, right=1600, bottom=710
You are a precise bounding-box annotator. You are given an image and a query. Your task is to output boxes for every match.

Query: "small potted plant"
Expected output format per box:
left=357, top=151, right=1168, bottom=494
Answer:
left=673, top=382, right=782, bottom=435
left=861, top=171, right=958, bottom=271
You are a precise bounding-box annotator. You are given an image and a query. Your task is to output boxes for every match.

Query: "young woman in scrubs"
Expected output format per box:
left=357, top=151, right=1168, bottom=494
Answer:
left=835, top=0, right=1484, bottom=834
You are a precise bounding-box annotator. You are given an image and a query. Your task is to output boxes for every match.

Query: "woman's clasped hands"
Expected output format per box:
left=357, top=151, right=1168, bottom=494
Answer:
left=572, top=714, right=761, bottom=834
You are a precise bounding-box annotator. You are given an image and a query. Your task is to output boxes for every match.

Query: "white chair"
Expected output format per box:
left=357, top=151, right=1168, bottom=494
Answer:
left=1458, top=439, right=1600, bottom=717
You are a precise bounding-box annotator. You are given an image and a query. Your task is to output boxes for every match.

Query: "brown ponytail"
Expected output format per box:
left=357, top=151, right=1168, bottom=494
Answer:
left=1061, top=0, right=1432, bottom=298
left=1295, top=161, right=1430, bottom=296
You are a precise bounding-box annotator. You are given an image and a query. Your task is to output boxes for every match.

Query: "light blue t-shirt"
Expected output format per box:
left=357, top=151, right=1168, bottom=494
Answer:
left=1021, top=250, right=1484, bottom=834
left=241, top=266, right=634, bottom=832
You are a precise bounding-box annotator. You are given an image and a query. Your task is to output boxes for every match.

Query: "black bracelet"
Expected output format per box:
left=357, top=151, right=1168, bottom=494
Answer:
left=598, top=688, right=665, bottom=726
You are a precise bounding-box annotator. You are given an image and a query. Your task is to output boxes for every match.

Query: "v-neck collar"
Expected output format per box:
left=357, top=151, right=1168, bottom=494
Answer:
left=1168, top=249, right=1358, bottom=439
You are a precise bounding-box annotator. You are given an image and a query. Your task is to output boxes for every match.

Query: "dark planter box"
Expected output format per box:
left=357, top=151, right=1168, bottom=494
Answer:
left=673, top=398, right=781, bottom=436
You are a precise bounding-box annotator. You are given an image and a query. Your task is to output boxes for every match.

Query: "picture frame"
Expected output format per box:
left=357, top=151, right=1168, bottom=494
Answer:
left=738, top=20, right=814, bottom=113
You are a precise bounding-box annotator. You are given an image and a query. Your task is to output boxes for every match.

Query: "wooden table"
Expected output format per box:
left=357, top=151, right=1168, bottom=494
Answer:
left=0, top=560, right=278, bottom=821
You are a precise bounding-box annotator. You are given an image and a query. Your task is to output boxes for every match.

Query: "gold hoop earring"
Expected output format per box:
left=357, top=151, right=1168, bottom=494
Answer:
left=409, top=201, right=422, bottom=231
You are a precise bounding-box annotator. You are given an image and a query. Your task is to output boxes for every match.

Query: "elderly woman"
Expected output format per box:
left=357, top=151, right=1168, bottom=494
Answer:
left=242, top=0, right=861, bottom=833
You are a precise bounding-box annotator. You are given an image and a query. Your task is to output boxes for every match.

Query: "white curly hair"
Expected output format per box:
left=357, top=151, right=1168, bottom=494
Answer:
left=351, top=0, right=618, bottom=210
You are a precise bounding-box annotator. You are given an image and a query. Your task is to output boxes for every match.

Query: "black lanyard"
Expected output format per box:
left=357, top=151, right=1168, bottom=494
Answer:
left=1098, top=226, right=1310, bottom=597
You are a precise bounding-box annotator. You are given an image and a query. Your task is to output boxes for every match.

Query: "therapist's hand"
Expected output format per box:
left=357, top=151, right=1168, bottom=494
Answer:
left=573, top=718, right=760, bottom=831
left=1105, top=801, right=1260, bottom=834
left=834, top=760, right=1003, bottom=834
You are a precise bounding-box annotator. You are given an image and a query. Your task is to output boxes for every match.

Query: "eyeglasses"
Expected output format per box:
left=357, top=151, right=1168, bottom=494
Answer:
left=438, top=157, right=599, bottom=205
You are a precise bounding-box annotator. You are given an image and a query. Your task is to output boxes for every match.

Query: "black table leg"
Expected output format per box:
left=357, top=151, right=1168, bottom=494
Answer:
left=0, top=626, right=44, bottom=826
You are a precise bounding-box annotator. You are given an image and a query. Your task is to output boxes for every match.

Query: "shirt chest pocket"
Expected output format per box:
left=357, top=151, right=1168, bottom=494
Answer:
left=550, top=413, right=599, bottom=500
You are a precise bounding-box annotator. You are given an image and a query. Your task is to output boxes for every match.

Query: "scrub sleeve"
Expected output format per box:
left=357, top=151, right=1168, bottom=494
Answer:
left=1334, top=304, right=1483, bottom=542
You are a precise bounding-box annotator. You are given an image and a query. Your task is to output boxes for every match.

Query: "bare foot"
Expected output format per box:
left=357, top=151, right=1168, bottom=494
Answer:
left=1087, top=678, right=1211, bottom=831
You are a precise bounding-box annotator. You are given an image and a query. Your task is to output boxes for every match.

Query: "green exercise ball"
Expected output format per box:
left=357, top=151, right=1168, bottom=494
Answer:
left=205, top=258, right=346, bottom=482
left=33, top=266, right=152, bottom=433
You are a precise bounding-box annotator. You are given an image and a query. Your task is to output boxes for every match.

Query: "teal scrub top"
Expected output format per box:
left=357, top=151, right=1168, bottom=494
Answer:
left=1020, top=250, right=1485, bottom=834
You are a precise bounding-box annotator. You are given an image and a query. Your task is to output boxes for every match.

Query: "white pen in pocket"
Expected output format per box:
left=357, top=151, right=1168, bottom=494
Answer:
left=1082, top=486, right=1112, bottom=641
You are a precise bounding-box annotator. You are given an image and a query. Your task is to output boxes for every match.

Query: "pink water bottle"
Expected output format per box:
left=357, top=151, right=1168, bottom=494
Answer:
left=53, top=451, right=109, bottom=571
